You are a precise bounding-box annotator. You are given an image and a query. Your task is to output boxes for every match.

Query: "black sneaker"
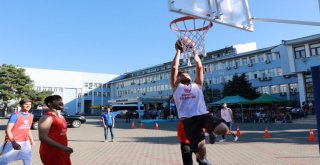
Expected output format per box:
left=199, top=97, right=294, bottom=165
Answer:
left=208, top=132, right=216, bottom=144
left=196, top=158, right=212, bottom=165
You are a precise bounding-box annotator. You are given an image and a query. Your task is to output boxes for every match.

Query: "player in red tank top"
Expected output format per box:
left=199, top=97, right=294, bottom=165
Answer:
left=38, top=95, right=73, bottom=165
left=177, top=120, right=193, bottom=165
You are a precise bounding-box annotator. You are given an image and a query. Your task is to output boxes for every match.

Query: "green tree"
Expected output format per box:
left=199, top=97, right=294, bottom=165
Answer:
left=0, top=64, right=52, bottom=116
left=29, top=91, right=53, bottom=109
left=223, top=73, right=260, bottom=99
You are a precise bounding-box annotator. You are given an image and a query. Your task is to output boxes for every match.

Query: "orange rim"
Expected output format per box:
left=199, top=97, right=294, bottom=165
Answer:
left=170, top=16, right=213, bottom=32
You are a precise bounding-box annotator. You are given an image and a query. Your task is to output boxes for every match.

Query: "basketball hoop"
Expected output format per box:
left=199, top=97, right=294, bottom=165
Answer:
left=170, top=16, right=213, bottom=66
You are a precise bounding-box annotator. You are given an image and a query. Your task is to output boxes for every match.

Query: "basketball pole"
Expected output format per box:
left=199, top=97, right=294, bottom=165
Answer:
left=319, top=0, right=320, bottom=13
left=311, top=66, right=320, bottom=155
left=252, top=17, right=320, bottom=26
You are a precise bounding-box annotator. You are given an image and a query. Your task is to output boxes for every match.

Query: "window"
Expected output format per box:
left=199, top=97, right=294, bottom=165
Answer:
left=258, top=54, right=265, bottom=63
left=280, top=84, right=287, bottom=93
left=266, top=53, right=272, bottom=61
left=258, top=70, right=265, bottom=78
left=310, top=43, right=320, bottom=56
left=226, top=61, right=232, bottom=67
left=215, top=64, right=219, bottom=70
left=242, top=58, right=248, bottom=65
left=273, top=52, right=280, bottom=60
left=249, top=56, right=256, bottom=64
left=271, top=85, right=279, bottom=94
left=235, top=59, right=240, bottom=66
left=294, top=46, right=306, bottom=59
left=221, top=62, right=226, bottom=69
left=262, top=86, right=269, bottom=94
left=289, top=83, right=298, bottom=93
left=212, top=77, right=216, bottom=84
left=245, top=73, right=250, bottom=80
left=276, top=68, right=283, bottom=76
left=270, top=69, right=276, bottom=77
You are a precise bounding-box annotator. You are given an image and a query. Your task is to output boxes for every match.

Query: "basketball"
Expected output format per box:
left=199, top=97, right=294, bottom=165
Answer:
left=180, top=36, right=195, bottom=50
left=175, top=40, right=184, bottom=52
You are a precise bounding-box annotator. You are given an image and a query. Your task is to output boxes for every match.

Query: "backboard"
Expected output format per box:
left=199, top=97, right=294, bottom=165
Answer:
left=168, top=0, right=254, bottom=31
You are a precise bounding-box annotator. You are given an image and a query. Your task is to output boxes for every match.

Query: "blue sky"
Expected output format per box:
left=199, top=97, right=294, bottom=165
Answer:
left=0, top=0, right=319, bottom=75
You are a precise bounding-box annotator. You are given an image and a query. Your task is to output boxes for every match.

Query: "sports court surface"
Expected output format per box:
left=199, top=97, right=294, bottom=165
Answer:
left=1, top=116, right=319, bottom=165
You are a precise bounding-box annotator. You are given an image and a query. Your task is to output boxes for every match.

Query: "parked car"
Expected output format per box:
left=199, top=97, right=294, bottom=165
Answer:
left=29, top=109, right=86, bottom=130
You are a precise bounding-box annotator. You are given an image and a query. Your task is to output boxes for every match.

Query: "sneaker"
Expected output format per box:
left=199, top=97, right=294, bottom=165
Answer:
left=196, top=158, right=212, bottom=165
left=111, top=139, right=115, bottom=142
left=104, top=140, right=108, bottom=143
left=233, top=136, right=238, bottom=142
left=208, top=133, right=216, bottom=144
left=219, top=139, right=226, bottom=142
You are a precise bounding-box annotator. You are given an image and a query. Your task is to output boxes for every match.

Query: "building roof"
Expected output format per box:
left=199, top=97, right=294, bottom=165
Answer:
left=282, top=33, right=320, bottom=45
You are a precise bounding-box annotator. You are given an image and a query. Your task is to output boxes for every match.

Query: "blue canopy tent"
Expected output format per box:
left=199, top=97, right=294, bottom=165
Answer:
left=208, top=95, right=250, bottom=122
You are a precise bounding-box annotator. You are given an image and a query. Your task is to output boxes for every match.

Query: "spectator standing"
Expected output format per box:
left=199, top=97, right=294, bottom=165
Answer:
left=101, top=106, right=115, bottom=143
left=125, top=110, right=131, bottom=123
left=220, top=103, right=238, bottom=142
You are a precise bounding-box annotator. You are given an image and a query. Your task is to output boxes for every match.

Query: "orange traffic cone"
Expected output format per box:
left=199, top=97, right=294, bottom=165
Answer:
left=264, top=127, right=270, bottom=138
left=236, top=126, right=241, bottom=137
left=155, top=123, right=159, bottom=130
left=308, top=129, right=316, bottom=142
left=140, top=123, right=145, bottom=129
left=131, top=122, right=136, bottom=129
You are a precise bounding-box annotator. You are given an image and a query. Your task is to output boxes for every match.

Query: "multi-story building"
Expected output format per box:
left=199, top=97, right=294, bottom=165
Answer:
left=25, top=68, right=118, bottom=115
left=23, top=34, right=319, bottom=114
left=107, top=34, right=320, bottom=109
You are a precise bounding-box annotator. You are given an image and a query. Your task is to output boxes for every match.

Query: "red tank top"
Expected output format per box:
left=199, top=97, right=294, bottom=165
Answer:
left=6, top=112, right=32, bottom=142
left=177, top=120, right=190, bottom=144
left=40, top=111, right=68, bottom=155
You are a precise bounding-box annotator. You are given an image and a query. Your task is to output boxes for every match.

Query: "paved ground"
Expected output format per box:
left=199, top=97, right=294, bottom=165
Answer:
left=0, top=115, right=319, bottom=165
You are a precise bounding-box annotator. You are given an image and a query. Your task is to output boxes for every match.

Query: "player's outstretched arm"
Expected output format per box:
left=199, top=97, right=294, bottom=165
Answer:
left=171, top=42, right=183, bottom=90
left=193, top=52, right=204, bottom=88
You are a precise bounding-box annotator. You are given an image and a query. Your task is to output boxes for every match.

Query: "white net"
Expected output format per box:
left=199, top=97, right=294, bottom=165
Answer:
left=170, top=16, right=213, bottom=66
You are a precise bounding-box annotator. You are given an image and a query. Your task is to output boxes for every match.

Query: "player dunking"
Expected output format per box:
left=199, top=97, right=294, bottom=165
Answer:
left=171, top=40, right=229, bottom=165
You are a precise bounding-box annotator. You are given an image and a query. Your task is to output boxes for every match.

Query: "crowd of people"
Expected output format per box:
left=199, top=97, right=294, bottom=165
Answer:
left=230, top=102, right=316, bottom=124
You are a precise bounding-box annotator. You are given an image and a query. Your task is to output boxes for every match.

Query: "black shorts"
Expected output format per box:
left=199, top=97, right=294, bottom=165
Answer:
left=182, top=113, right=224, bottom=152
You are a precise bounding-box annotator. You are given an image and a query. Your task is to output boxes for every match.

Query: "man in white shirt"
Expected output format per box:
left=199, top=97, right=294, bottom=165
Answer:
left=171, top=41, right=228, bottom=165
left=220, top=103, right=238, bottom=142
